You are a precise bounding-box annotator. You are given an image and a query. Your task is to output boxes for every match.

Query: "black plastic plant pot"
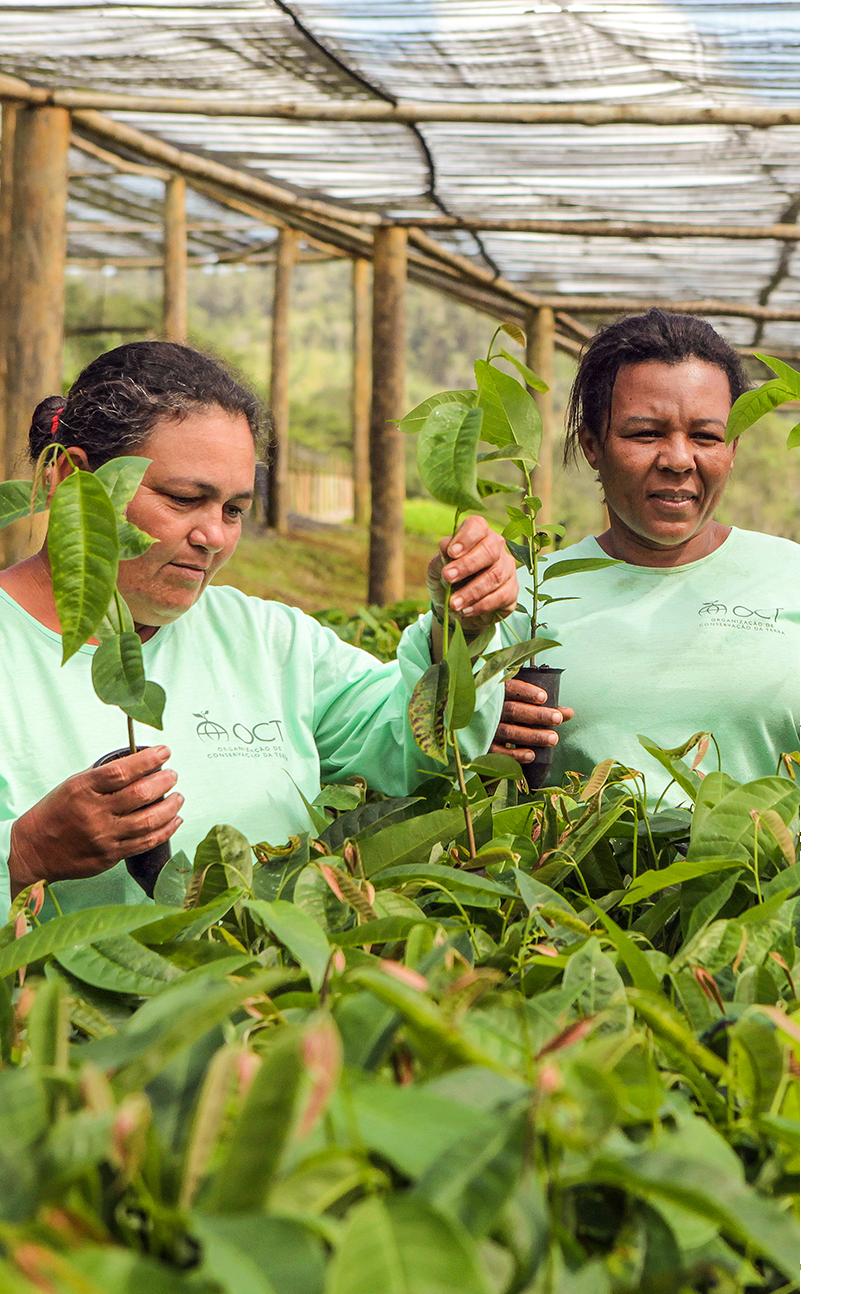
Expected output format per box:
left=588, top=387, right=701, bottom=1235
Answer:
left=91, top=746, right=171, bottom=898
left=514, top=664, right=564, bottom=792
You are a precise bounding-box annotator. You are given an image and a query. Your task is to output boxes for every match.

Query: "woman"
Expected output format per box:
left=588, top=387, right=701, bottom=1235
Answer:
left=1, top=341, right=517, bottom=915
left=493, top=310, right=799, bottom=802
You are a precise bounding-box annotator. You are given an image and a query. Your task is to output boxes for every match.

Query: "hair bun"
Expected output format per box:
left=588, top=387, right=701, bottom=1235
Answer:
left=28, top=395, right=67, bottom=462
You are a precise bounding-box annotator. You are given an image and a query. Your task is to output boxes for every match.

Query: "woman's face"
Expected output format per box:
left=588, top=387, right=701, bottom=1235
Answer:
left=118, top=407, right=256, bottom=626
left=580, top=358, right=737, bottom=554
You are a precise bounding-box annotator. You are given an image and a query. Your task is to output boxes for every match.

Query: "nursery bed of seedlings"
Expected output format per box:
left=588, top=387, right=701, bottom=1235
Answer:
left=0, top=753, right=800, bottom=1292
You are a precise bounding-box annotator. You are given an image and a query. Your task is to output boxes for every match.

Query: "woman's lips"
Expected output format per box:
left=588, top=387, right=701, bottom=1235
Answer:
left=167, top=562, right=207, bottom=581
left=649, top=492, right=698, bottom=509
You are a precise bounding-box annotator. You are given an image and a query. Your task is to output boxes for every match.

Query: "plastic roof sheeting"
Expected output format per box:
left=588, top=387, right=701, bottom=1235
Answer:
left=0, top=1, right=799, bottom=350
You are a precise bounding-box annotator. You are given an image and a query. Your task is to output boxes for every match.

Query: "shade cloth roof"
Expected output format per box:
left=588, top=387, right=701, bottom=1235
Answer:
left=0, top=0, right=799, bottom=352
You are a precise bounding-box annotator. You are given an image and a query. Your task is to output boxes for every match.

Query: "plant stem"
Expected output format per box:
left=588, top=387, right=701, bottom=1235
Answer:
left=521, top=463, right=540, bottom=663
left=451, top=734, right=477, bottom=859
left=127, top=716, right=137, bottom=755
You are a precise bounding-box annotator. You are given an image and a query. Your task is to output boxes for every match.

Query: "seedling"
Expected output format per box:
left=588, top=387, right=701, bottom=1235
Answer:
left=726, top=352, right=800, bottom=448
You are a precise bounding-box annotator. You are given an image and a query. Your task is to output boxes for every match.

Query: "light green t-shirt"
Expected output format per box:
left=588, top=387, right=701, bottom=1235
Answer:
left=502, top=528, right=799, bottom=804
left=0, top=585, right=503, bottom=918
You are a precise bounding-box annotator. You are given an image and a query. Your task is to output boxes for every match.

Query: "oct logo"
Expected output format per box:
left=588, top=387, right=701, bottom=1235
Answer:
left=194, top=712, right=286, bottom=744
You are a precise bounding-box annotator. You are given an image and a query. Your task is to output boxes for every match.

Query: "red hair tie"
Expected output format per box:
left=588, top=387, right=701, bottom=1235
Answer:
left=49, top=406, right=65, bottom=438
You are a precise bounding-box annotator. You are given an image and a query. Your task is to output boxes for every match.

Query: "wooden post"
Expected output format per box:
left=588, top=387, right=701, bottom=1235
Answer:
left=368, top=226, right=407, bottom=606
left=163, top=174, right=188, bottom=342
left=2, top=105, right=69, bottom=565
left=0, top=102, right=17, bottom=566
left=266, top=227, right=297, bottom=533
left=351, top=258, right=371, bottom=526
left=528, top=305, right=555, bottom=525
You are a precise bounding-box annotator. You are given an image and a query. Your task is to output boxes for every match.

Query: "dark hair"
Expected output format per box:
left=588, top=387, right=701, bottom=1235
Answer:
left=563, top=309, right=749, bottom=465
left=28, top=340, right=264, bottom=468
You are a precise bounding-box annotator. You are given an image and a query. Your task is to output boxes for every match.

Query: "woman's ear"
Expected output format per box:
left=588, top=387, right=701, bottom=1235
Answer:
left=45, top=446, right=91, bottom=500
left=578, top=426, right=601, bottom=472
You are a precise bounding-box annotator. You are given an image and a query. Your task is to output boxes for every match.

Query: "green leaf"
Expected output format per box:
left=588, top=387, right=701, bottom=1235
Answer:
left=725, top=379, right=796, bottom=444
left=246, top=899, right=331, bottom=990
left=541, top=556, right=622, bottom=581
left=153, top=849, right=193, bottom=906
left=120, top=679, right=166, bottom=729
left=48, top=470, right=120, bottom=662
left=474, top=637, right=559, bottom=686
left=409, top=660, right=450, bottom=762
left=0, top=479, right=48, bottom=530
left=417, top=403, right=484, bottom=512
left=583, top=1143, right=798, bottom=1281
left=754, top=353, right=799, bottom=396
left=118, top=518, right=157, bottom=558
left=328, top=1196, right=494, bottom=1294
left=91, top=631, right=147, bottom=707
left=621, top=857, right=744, bottom=906
left=201, top=1026, right=306, bottom=1214
left=94, top=455, right=151, bottom=513
left=193, top=824, right=254, bottom=893
left=500, top=321, right=528, bottom=347
left=414, top=1103, right=528, bottom=1236
left=474, top=360, right=541, bottom=466
left=497, top=348, right=549, bottom=392
left=190, top=1215, right=326, bottom=1294
left=786, top=422, right=800, bottom=448
left=627, top=989, right=726, bottom=1080
left=54, top=933, right=183, bottom=996
left=583, top=899, right=661, bottom=993
left=358, top=806, right=482, bottom=876
left=0, top=903, right=171, bottom=979
left=638, top=732, right=707, bottom=803
left=689, top=775, right=799, bottom=862
left=320, top=796, right=423, bottom=855
left=445, top=622, right=476, bottom=730
left=399, top=389, right=475, bottom=436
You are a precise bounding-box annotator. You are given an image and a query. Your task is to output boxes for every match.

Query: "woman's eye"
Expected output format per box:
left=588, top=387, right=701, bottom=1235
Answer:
left=167, top=494, right=199, bottom=505
left=224, top=505, right=245, bottom=520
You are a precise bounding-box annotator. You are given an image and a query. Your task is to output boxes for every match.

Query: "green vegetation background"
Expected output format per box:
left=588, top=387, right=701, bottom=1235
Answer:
left=63, top=263, right=799, bottom=612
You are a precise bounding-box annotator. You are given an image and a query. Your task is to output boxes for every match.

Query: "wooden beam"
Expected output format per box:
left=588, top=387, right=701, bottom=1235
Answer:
left=0, top=78, right=799, bottom=128
left=397, top=217, right=799, bottom=241
left=266, top=228, right=297, bottom=534
left=71, top=108, right=379, bottom=230
left=547, top=296, right=799, bottom=323
left=368, top=227, right=407, bottom=606
left=0, top=102, right=17, bottom=566
left=351, top=258, right=371, bottom=527
left=163, top=175, right=188, bottom=342
left=528, top=307, right=556, bottom=526
left=2, top=105, right=70, bottom=563
left=69, top=131, right=169, bottom=180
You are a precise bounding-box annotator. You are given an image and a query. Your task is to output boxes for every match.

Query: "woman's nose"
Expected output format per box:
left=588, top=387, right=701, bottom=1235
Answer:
left=189, top=517, right=225, bottom=551
left=657, top=435, right=695, bottom=472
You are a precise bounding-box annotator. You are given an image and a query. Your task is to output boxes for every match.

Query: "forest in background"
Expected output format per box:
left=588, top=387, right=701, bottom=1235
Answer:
left=63, top=261, right=799, bottom=548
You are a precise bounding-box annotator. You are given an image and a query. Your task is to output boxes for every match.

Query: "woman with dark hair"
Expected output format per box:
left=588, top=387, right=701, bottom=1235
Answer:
left=1, top=341, right=517, bottom=915
left=492, top=310, right=799, bottom=800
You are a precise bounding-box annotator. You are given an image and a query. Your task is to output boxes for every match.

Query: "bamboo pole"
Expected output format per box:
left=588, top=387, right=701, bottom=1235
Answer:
left=351, top=258, right=371, bottom=527
left=368, top=227, right=407, bottom=606
left=0, top=77, right=799, bottom=127
left=397, top=217, right=799, bottom=241
left=266, top=228, right=297, bottom=534
left=0, top=102, right=17, bottom=566
left=528, top=307, right=556, bottom=526
left=547, top=296, right=799, bottom=323
left=163, top=174, right=188, bottom=342
left=2, top=105, right=70, bottom=564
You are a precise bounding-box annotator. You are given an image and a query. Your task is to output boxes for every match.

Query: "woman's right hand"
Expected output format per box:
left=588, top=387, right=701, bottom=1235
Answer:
left=490, top=679, right=572, bottom=764
left=9, top=746, right=183, bottom=899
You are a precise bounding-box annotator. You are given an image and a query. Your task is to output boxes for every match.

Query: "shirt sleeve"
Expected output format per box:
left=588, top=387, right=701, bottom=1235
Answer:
left=309, top=611, right=505, bottom=795
left=1, top=819, right=14, bottom=923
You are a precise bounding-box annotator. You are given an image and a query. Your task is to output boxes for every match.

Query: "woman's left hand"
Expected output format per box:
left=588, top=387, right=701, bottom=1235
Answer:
left=427, top=514, right=519, bottom=637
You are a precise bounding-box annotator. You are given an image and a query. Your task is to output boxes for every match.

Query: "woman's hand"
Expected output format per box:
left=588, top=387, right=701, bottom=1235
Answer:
left=490, top=678, right=573, bottom=764
left=427, top=515, right=519, bottom=638
left=8, top=746, right=183, bottom=899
